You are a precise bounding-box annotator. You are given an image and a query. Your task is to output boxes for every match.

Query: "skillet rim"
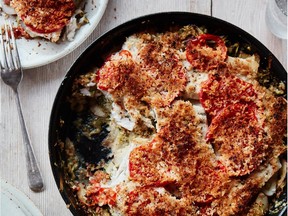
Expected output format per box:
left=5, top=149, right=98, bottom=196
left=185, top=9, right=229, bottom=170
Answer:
left=48, top=11, right=287, bottom=216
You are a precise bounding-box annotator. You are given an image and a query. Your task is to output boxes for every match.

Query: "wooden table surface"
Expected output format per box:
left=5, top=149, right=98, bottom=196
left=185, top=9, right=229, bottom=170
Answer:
left=0, top=0, right=287, bottom=215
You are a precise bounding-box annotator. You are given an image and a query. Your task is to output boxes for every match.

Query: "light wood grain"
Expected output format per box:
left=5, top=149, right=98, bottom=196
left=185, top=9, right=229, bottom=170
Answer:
left=213, top=0, right=287, bottom=70
left=0, top=0, right=286, bottom=215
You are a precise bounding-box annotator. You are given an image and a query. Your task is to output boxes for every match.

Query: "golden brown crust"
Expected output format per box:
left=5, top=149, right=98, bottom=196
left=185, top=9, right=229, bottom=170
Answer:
left=267, top=97, right=287, bottom=142
left=127, top=101, right=232, bottom=214
left=10, top=0, right=75, bottom=33
left=125, top=187, right=196, bottom=216
left=97, top=34, right=186, bottom=109
left=206, top=103, right=270, bottom=176
left=129, top=101, right=201, bottom=186
left=80, top=27, right=287, bottom=215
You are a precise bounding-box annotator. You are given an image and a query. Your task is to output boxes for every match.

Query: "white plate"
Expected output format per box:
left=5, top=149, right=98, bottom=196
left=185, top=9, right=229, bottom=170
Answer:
left=1, top=179, right=43, bottom=216
left=0, top=0, right=108, bottom=69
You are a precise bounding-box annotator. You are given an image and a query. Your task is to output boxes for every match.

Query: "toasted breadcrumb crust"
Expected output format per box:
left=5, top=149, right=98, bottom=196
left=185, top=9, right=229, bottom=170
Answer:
left=66, top=25, right=287, bottom=216
left=7, top=0, right=86, bottom=42
left=10, top=0, right=75, bottom=33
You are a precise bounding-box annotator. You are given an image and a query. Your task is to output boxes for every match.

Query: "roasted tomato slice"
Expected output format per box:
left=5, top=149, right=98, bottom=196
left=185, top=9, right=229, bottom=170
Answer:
left=186, top=34, right=227, bottom=71
left=199, top=73, right=257, bottom=122
left=206, top=103, right=270, bottom=176
left=86, top=171, right=117, bottom=206
left=86, top=185, right=117, bottom=206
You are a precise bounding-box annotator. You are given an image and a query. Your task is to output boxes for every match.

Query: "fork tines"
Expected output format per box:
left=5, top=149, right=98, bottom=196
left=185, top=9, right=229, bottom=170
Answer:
left=0, top=22, right=21, bottom=71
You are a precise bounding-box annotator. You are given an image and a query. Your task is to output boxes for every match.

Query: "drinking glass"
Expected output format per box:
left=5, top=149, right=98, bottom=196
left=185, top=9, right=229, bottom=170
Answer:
left=265, top=0, right=287, bottom=39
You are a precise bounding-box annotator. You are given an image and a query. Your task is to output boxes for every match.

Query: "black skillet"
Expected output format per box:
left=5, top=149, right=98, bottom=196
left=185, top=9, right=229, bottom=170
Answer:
left=49, top=12, right=287, bottom=216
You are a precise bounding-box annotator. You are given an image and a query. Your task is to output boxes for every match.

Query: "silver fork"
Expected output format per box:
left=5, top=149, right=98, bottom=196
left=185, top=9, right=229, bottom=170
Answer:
left=0, top=22, right=44, bottom=192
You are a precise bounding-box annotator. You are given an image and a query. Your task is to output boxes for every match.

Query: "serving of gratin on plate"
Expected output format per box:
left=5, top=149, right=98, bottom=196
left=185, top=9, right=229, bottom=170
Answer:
left=49, top=13, right=287, bottom=216
left=0, top=0, right=108, bottom=68
left=1, top=0, right=88, bottom=42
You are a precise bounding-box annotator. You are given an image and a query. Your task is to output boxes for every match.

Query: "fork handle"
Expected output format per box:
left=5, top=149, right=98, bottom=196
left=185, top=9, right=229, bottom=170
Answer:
left=15, top=91, right=44, bottom=192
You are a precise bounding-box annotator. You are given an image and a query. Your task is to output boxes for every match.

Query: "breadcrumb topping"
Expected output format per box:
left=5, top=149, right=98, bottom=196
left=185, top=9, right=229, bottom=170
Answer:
left=68, top=26, right=287, bottom=216
left=10, top=0, right=75, bottom=34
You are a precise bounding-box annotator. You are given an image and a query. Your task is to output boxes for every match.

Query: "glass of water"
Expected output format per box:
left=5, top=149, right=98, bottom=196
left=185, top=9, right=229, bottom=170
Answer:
left=265, top=0, right=287, bottom=39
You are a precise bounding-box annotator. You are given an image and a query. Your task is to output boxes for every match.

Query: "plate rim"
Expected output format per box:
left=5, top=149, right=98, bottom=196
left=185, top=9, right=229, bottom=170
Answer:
left=1, top=179, right=43, bottom=216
